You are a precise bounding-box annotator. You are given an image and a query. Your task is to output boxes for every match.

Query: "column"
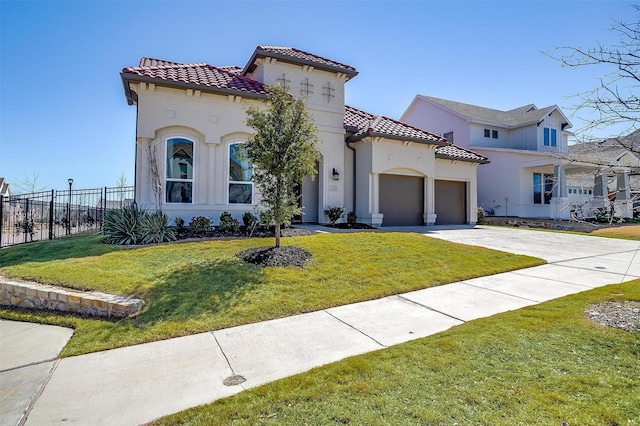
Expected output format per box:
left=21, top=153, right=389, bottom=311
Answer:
left=424, top=176, right=437, bottom=225
left=552, top=165, right=570, bottom=219
left=368, top=173, right=383, bottom=226
left=615, top=172, right=632, bottom=218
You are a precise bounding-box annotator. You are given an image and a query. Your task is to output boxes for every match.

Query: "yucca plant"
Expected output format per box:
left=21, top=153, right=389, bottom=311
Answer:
left=140, top=211, right=176, bottom=244
left=103, top=203, right=146, bottom=245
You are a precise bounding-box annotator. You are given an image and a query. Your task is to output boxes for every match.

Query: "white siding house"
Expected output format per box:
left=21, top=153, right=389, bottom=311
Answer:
left=121, top=47, right=489, bottom=227
left=401, top=95, right=634, bottom=219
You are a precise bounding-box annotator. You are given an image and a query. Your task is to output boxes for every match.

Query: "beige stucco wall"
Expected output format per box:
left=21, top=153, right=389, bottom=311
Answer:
left=352, top=137, right=480, bottom=225
left=130, top=61, right=349, bottom=224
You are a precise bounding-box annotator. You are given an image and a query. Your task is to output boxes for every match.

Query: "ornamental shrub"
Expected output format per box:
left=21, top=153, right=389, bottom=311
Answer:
left=140, top=211, right=176, bottom=244
left=189, top=216, right=212, bottom=234
left=218, top=212, right=240, bottom=233
left=346, top=211, right=357, bottom=226
left=324, top=206, right=344, bottom=226
left=103, top=203, right=146, bottom=245
left=242, top=211, right=258, bottom=229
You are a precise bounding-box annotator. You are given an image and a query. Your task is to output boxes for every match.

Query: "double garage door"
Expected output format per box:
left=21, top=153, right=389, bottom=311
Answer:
left=379, top=175, right=466, bottom=226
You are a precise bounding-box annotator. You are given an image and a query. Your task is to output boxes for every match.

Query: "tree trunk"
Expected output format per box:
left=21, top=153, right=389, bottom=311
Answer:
left=274, top=221, right=281, bottom=248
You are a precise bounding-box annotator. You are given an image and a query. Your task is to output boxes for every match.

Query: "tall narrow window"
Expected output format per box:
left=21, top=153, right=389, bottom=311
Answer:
left=229, top=143, right=252, bottom=204
left=543, top=128, right=557, bottom=147
left=533, top=173, right=553, bottom=205
left=544, top=128, right=550, bottom=146
left=166, top=138, right=193, bottom=203
left=533, top=173, right=542, bottom=204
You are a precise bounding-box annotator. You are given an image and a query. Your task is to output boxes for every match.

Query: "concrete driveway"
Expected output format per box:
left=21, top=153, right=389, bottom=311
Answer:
left=1, top=225, right=638, bottom=425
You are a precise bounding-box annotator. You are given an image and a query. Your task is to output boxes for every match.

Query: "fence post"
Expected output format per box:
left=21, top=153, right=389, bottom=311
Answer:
left=0, top=195, right=4, bottom=248
left=102, top=187, right=107, bottom=230
left=49, top=189, right=55, bottom=240
left=24, top=198, right=29, bottom=243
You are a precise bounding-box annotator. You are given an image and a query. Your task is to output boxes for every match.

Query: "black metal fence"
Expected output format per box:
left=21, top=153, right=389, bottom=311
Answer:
left=0, top=186, right=134, bottom=248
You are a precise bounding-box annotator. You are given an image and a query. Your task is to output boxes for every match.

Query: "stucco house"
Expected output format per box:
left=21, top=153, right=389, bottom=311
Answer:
left=120, top=46, right=488, bottom=227
left=401, top=95, right=635, bottom=219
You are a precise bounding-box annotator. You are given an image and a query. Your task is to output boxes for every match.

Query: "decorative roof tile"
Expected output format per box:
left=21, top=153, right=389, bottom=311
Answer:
left=434, top=144, right=490, bottom=163
left=244, top=46, right=358, bottom=80
left=344, top=105, right=446, bottom=144
left=344, top=105, right=489, bottom=163
left=122, top=60, right=268, bottom=98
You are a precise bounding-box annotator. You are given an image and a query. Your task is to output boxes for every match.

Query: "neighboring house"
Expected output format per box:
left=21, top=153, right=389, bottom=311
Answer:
left=120, top=46, right=488, bottom=226
left=0, top=178, right=21, bottom=231
left=0, top=178, right=11, bottom=198
left=567, top=134, right=639, bottom=217
left=401, top=95, right=635, bottom=219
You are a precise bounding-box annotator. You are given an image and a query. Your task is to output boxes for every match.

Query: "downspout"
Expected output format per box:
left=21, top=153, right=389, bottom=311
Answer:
left=344, top=125, right=358, bottom=212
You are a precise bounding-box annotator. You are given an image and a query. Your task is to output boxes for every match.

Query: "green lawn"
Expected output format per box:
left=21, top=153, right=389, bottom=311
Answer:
left=151, top=280, right=640, bottom=426
left=0, top=232, right=544, bottom=356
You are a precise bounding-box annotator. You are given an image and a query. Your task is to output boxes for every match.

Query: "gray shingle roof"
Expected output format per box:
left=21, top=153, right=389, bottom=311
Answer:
left=569, top=138, right=640, bottom=164
left=344, top=105, right=489, bottom=163
left=420, top=95, right=569, bottom=129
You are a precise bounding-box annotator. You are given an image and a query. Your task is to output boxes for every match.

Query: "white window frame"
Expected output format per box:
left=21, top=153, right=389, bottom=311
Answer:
left=165, top=137, right=195, bottom=204
left=227, top=141, right=254, bottom=205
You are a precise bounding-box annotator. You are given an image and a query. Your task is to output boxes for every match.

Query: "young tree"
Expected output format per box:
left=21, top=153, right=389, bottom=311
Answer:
left=244, top=85, right=321, bottom=248
left=13, top=171, right=47, bottom=194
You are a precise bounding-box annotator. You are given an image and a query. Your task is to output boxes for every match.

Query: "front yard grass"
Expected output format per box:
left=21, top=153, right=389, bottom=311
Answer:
left=151, top=280, right=640, bottom=426
left=0, top=232, right=544, bottom=356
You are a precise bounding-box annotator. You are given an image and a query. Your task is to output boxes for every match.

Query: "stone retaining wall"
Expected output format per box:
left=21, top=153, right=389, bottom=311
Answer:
left=0, top=278, right=144, bottom=318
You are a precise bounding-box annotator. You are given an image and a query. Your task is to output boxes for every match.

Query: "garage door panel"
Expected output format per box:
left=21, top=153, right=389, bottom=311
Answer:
left=379, top=175, right=423, bottom=226
left=435, top=180, right=466, bottom=225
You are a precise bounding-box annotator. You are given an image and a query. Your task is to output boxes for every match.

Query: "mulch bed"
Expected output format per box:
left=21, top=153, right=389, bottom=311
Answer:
left=323, top=223, right=377, bottom=230
left=174, top=226, right=316, bottom=241
left=585, top=300, right=640, bottom=332
left=236, top=246, right=312, bottom=267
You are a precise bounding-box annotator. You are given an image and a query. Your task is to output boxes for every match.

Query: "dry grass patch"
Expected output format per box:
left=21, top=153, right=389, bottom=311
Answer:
left=591, top=224, right=640, bottom=239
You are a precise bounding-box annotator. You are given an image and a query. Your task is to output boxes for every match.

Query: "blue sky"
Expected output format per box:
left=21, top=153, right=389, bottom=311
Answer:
left=0, top=0, right=635, bottom=191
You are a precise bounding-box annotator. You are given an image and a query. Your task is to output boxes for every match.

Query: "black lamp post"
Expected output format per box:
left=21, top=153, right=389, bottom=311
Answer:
left=67, top=178, right=73, bottom=234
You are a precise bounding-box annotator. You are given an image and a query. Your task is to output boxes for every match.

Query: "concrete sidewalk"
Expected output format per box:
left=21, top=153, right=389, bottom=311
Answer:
left=1, top=226, right=638, bottom=425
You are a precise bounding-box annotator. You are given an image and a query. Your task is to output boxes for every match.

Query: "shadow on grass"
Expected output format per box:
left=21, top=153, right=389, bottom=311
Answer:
left=138, top=258, right=265, bottom=325
left=0, top=235, right=118, bottom=268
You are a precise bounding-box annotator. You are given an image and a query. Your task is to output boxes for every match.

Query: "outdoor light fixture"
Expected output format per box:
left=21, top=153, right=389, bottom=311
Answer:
left=332, top=168, right=340, bottom=181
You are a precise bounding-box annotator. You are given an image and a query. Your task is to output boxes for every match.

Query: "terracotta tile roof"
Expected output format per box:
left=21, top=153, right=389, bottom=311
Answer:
left=121, top=60, right=268, bottom=100
left=218, top=65, right=243, bottom=75
left=244, top=46, right=358, bottom=80
left=138, top=57, right=184, bottom=67
left=344, top=105, right=489, bottom=163
left=344, top=105, right=447, bottom=144
left=420, top=95, right=571, bottom=129
left=434, top=144, right=490, bottom=164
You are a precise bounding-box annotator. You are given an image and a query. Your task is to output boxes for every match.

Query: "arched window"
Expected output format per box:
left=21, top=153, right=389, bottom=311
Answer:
left=166, top=138, right=193, bottom=203
left=229, top=143, right=252, bottom=204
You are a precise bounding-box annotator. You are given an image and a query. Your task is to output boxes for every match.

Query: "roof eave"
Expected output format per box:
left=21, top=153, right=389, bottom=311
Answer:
left=120, top=73, right=136, bottom=105
left=120, top=72, right=269, bottom=101
left=345, top=131, right=448, bottom=146
left=436, top=154, right=490, bottom=164
left=243, top=49, right=359, bottom=80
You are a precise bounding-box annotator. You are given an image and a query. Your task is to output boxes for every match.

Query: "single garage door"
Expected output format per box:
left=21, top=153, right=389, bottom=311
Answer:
left=435, top=180, right=467, bottom=224
left=379, top=175, right=423, bottom=226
